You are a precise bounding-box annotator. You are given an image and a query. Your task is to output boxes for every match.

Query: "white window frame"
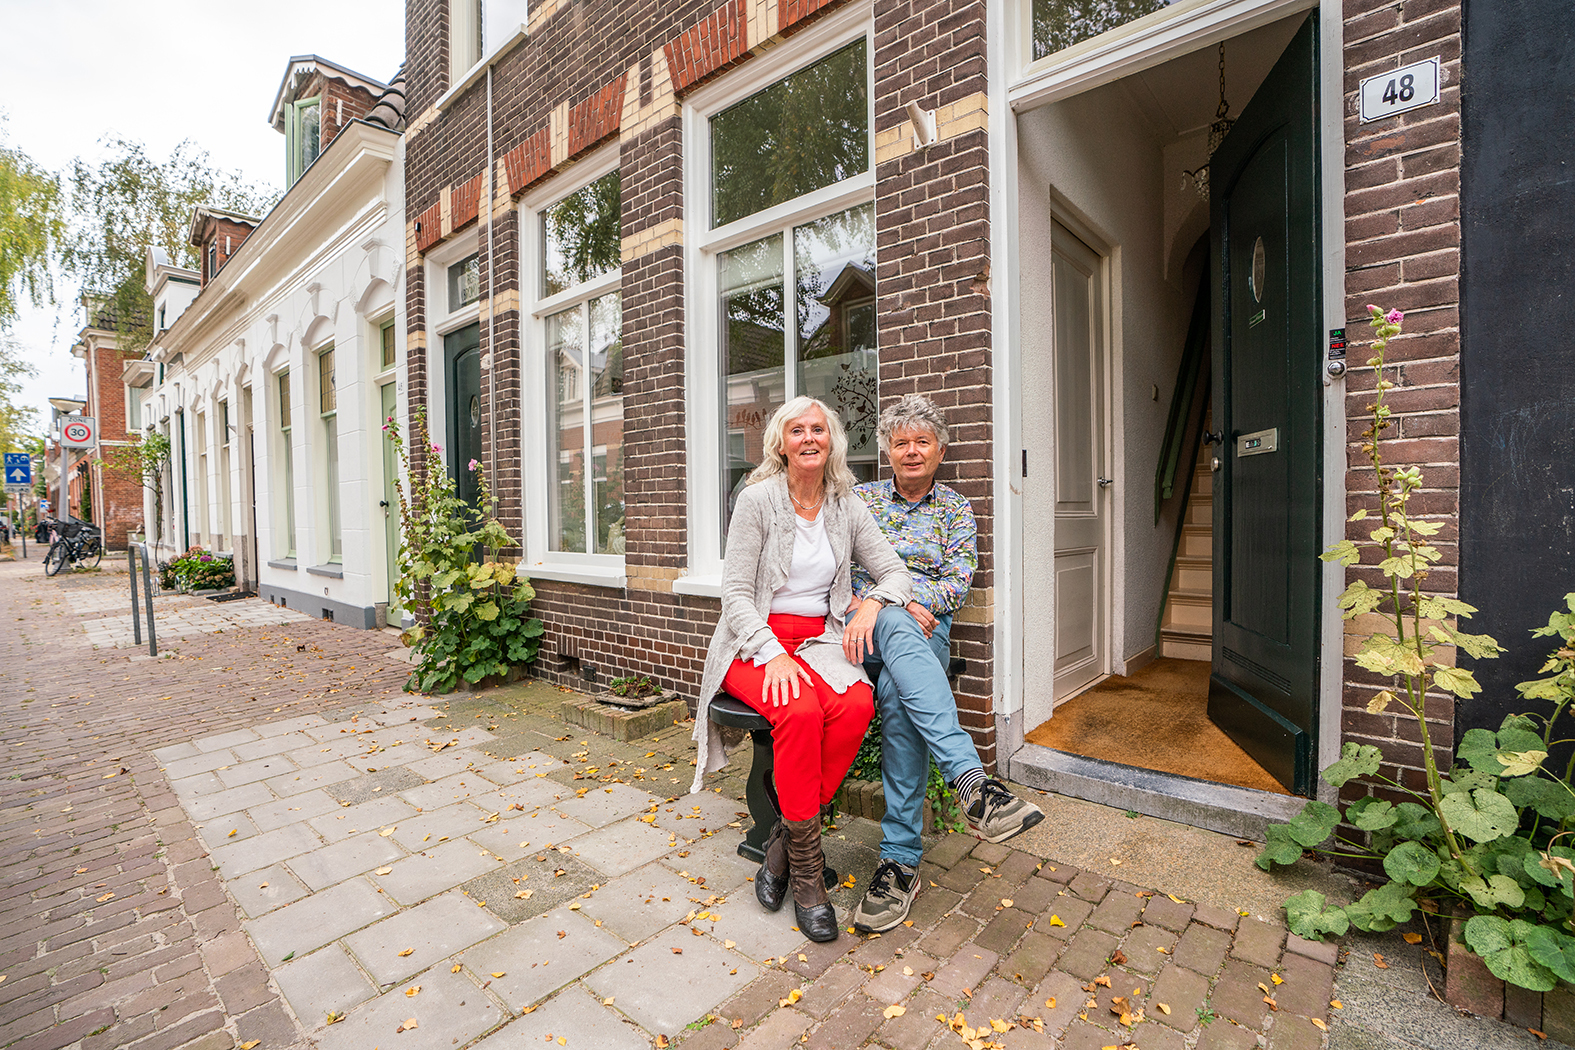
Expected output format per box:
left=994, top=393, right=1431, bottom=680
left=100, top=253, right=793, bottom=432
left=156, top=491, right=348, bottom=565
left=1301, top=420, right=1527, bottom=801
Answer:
left=275, top=367, right=297, bottom=559
left=439, top=0, right=530, bottom=110
left=315, top=341, right=343, bottom=564
left=519, top=146, right=627, bottom=587
left=422, top=230, right=482, bottom=477
left=679, top=4, right=876, bottom=593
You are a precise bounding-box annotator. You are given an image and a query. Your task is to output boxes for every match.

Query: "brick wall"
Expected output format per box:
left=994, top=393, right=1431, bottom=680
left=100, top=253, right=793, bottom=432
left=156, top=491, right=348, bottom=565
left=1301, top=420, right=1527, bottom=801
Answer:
left=314, top=74, right=381, bottom=149
left=1338, top=0, right=1462, bottom=804
left=200, top=217, right=259, bottom=286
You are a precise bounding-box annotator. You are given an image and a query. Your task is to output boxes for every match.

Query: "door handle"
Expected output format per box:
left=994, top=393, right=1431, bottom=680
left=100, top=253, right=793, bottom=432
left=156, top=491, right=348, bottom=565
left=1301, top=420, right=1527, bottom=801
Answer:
left=379, top=500, right=390, bottom=509
left=1097, top=477, right=1114, bottom=488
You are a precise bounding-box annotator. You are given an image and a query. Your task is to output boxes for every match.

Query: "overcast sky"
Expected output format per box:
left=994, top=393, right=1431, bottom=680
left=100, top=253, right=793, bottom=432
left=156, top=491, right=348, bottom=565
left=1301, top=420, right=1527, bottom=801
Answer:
left=0, top=0, right=404, bottom=429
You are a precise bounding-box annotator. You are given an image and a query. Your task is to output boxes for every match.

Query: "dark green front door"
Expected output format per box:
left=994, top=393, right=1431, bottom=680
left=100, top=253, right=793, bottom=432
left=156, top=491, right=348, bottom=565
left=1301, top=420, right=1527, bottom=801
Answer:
left=1208, top=13, right=1323, bottom=796
left=445, top=323, right=482, bottom=509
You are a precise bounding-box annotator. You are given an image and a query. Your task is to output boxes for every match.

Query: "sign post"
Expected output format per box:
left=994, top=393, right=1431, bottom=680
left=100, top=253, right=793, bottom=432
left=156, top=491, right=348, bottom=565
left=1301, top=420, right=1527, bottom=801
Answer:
left=4, top=454, right=29, bottom=556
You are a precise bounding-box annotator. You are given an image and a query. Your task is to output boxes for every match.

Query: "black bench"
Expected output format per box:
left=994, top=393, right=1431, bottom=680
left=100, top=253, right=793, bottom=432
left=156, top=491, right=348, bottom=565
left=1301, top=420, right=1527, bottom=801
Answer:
left=708, top=657, right=966, bottom=866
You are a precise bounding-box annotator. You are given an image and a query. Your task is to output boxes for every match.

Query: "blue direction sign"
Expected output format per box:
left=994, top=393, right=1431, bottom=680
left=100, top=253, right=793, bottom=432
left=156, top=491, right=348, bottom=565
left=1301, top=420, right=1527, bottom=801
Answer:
left=5, top=452, right=31, bottom=492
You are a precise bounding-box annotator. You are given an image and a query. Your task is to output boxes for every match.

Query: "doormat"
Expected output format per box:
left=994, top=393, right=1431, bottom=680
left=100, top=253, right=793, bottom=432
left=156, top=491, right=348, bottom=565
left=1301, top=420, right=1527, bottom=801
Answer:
left=1025, top=658, right=1288, bottom=795
left=205, top=590, right=257, bottom=603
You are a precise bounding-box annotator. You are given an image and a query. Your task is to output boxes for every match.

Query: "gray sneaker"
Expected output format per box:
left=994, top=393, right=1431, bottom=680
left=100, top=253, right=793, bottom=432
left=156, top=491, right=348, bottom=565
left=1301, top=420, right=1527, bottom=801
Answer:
left=852, top=860, right=919, bottom=933
left=964, top=779, right=1045, bottom=843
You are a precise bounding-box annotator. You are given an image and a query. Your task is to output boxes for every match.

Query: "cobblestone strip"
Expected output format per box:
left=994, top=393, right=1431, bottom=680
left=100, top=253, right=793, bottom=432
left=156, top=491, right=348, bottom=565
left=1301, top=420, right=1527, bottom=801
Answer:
left=0, top=564, right=408, bottom=1050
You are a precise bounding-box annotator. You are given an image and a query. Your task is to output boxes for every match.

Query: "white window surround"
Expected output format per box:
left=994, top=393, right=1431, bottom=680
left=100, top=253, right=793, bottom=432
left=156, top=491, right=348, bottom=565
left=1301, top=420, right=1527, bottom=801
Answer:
left=518, top=145, right=627, bottom=588
left=423, top=230, right=482, bottom=469
left=438, top=0, right=531, bottom=112
left=1008, top=0, right=1316, bottom=112
left=678, top=2, right=876, bottom=596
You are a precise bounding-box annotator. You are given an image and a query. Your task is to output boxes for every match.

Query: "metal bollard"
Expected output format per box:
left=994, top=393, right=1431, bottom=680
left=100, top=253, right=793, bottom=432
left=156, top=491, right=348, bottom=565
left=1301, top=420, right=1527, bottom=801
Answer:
left=129, top=547, right=142, bottom=646
left=127, top=544, right=157, bottom=656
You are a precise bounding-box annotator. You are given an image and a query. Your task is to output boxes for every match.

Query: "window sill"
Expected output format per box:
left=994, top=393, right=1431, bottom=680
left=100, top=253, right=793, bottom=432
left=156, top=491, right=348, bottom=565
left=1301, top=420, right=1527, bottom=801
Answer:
left=436, top=26, right=529, bottom=113
left=267, top=559, right=297, bottom=571
left=306, top=564, right=344, bottom=579
left=517, top=561, right=626, bottom=589
left=671, top=574, right=722, bottom=598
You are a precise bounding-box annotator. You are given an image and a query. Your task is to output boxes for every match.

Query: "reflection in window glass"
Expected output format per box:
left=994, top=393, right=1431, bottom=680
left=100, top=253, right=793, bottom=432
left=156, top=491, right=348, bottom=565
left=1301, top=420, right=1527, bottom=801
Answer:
left=278, top=370, right=295, bottom=556
left=1031, top=0, right=1178, bottom=61
left=448, top=253, right=481, bottom=311
left=710, top=39, right=869, bottom=228
left=542, top=170, right=621, bottom=297
left=318, top=346, right=336, bottom=414
left=794, top=203, right=877, bottom=480
left=547, top=293, right=624, bottom=555
left=381, top=319, right=396, bottom=369
left=719, top=234, right=786, bottom=525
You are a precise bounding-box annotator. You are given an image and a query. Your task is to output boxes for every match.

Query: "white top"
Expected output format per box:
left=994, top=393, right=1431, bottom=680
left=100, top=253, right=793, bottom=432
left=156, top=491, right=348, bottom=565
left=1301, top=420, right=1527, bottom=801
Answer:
left=753, top=510, right=836, bottom=664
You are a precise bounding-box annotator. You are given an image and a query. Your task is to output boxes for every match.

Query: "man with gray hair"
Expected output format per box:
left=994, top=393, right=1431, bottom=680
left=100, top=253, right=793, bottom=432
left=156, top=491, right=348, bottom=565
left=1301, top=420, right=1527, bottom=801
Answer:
left=848, top=393, right=1043, bottom=933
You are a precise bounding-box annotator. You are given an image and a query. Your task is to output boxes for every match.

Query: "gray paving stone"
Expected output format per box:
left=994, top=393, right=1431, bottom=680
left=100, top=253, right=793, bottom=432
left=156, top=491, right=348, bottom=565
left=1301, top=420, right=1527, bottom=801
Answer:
left=247, top=789, right=341, bottom=833
left=288, top=831, right=409, bottom=891
left=162, top=750, right=237, bottom=780
left=1174, top=922, right=1233, bottom=976
left=185, top=782, right=277, bottom=821
left=463, top=851, right=602, bottom=924
left=226, top=863, right=310, bottom=919
left=215, top=754, right=299, bottom=789
left=702, top=890, right=818, bottom=964
left=659, top=834, right=758, bottom=893
left=232, top=732, right=317, bottom=762
left=466, top=814, right=571, bottom=863
left=345, top=742, right=433, bottom=773
left=1055, top=927, right=1121, bottom=980
left=585, top=925, right=756, bottom=1035
left=364, top=703, right=443, bottom=725
left=244, top=878, right=397, bottom=965
left=1088, top=889, right=1146, bottom=933
left=565, top=818, right=679, bottom=877
left=796, top=960, right=862, bottom=1019
left=1029, top=970, right=1091, bottom=1037
left=863, top=951, right=935, bottom=1003
left=467, top=777, right=572, bottom=816
left=578, top=862, right=707, bottom=942
left=315, top=965, right=505, bottom=1050
left=323, top=765, right=427, bottom=804
left=399, top=772, right=498, bottom=811
left=407, top=750, right=490, bottom=781
left=272, top=944, right=378, bottom=1028
left=281, top=742, right=359, bottom=769
left=194, top=728, right=260, bottom=752
left=303, top=718, right=361, bottom=740
left=265, top=759, right=360, bottom=797
left=470, top=984, right=652, bottom=1050
left=737, top=1005, right=814, bottom=1050
left=308, top=795, right=419, bottom=843
left=650, top=792, right=751, bottom=837
left=152, top=741, right=201, bottom=764
left=1121, top=924, right=1180, bottom=975
left=373, top=837, right=504, bottom=905
left=968, top=975, right=1028, bottom=1024
left=343, top=890, right=507, bottom=986
left=459, top=907, right=627, bottom=1010
left=255, top=714, right=329, bottom=737
left=197, top=812, right=258, bottom=848
left=169, top=770, right=226, bottom=798
left=387, top=801, right=492, bottom=850
left=472, top=759, right=542, bottom=787
left=1230, top=916, right=1286, bottom=969
left=209, top=823, right=323, bottom=878
left=1041, top=893, right=1094, bottom=939
left=553, top=783, right=662, bottom=828
left=1148, top=963, right=1210, bottom=1031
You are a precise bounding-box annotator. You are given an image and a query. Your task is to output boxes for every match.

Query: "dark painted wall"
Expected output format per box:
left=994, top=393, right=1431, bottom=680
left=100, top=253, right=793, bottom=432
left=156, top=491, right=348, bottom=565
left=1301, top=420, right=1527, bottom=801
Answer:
left=1459, top=1, right=1575, bottom=743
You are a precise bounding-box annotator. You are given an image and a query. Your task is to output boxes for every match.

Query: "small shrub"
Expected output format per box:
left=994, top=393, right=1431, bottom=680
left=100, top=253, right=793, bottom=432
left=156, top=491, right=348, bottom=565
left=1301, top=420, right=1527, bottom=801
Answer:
left=607, top=676, right=661, bottom=699
left=168, top=546, right=234, bottom=590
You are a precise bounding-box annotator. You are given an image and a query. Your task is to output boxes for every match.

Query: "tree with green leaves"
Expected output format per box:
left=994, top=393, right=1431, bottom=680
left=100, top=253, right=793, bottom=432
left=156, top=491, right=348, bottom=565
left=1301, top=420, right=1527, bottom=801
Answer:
left=57, top=136, right=277, bottom=350
left=0, top=117, right=64, bottom=330
left=0, top=334, right=38, bottom=453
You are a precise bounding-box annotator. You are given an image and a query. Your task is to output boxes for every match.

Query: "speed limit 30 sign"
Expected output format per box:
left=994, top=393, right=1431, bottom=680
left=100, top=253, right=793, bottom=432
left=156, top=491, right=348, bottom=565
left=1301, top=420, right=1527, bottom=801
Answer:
left=61, top=417, right=97, bottom=448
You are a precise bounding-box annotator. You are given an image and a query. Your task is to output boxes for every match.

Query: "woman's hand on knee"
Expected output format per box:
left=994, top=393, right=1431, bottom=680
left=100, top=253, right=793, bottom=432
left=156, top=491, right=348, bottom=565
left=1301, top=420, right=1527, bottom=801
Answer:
left=762, top=654, right=814, bottom=708
left=843, top=597, right=883, bottom=663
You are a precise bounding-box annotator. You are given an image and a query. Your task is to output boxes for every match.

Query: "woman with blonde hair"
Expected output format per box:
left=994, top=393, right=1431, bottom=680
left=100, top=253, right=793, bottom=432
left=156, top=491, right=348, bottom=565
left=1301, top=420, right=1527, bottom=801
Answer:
left=690, top=396, right=911, bottom=941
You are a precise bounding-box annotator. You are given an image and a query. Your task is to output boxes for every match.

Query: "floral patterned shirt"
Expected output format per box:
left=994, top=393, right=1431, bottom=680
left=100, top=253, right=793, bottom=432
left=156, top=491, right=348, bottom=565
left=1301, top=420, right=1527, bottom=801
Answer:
left=851, top=479, right=977, bottom=616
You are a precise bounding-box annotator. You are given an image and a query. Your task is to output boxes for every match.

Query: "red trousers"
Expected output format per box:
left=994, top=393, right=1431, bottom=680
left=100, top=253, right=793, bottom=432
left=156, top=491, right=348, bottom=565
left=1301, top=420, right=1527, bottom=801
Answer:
left=724, top=613, right=874, bottom=822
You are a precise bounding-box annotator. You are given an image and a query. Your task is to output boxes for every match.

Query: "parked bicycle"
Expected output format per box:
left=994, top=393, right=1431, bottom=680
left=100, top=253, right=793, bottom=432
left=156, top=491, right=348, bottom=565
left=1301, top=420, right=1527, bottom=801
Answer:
left=44, top=520, right=103, bottom=576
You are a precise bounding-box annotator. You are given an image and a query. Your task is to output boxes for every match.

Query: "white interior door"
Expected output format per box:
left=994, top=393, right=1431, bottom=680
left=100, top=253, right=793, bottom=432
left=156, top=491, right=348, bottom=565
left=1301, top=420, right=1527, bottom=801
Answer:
left=1050, top=221, right=1108, bottom=702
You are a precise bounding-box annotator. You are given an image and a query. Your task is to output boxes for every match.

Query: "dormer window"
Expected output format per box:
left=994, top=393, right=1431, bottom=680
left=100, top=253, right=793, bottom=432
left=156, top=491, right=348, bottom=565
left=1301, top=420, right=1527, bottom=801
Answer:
left=286, top=96, right=321, bottom=187
left=207, top=244, right=218, bottom=280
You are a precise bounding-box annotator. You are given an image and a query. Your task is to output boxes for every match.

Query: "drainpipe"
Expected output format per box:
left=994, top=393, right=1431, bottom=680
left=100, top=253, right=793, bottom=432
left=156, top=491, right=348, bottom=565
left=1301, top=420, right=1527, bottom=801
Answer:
left=176, top=406, right=190, bottom=551
left=485, top=65, right=497, bottom=497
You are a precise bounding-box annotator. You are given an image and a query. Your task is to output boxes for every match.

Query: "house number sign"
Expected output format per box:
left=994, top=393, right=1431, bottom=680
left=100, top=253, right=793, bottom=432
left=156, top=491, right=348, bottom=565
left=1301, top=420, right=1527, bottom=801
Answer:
left=1359, top=57, right=1441, bottom=123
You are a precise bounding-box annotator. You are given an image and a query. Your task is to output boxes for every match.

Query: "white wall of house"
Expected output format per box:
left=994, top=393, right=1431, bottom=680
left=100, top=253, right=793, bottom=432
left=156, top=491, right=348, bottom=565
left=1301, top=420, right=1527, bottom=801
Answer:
left=144, top=124, right=405, bottom=629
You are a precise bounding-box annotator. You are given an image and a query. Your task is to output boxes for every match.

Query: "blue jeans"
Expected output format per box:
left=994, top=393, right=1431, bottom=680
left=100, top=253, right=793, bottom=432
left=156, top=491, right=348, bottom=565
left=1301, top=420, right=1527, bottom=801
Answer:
left=863, top=606, right=982, bottom=868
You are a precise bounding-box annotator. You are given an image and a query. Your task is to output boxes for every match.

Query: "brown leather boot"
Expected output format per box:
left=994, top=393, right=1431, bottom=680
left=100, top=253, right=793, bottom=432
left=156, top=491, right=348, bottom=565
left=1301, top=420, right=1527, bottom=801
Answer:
left=784, top=817, right=838, bottom=942
left=755, top=821, right=789, bottom=912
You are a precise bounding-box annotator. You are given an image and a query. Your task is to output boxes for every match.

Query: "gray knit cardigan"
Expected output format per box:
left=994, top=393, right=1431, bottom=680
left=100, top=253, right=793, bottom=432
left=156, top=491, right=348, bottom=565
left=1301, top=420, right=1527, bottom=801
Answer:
left=688, top=475, right=912, bottom=794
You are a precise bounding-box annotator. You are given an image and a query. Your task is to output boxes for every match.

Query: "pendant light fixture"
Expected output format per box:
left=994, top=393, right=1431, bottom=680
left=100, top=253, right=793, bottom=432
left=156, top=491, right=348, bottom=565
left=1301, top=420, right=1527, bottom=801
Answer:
left=1181, top=42, right=1235, bottom=202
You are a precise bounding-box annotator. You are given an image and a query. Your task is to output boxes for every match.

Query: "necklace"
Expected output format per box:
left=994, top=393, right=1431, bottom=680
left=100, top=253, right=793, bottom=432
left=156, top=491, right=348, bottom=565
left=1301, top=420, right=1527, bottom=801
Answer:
left=789, top=488, right=825, bottom=511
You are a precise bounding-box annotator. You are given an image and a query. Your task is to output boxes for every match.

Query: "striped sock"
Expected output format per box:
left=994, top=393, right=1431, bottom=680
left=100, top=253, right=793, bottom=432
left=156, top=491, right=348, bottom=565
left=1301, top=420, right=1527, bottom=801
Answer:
left=951, top=768, right=986, bottom=803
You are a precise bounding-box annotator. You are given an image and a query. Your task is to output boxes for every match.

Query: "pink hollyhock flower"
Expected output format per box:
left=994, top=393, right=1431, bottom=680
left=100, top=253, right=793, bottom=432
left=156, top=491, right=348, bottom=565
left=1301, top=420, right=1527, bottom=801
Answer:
left=1385, top=308, right=1403, bottom=325
left=431, top=443, right=442, bottom=454
left=469, top=459, right=479, bottom=471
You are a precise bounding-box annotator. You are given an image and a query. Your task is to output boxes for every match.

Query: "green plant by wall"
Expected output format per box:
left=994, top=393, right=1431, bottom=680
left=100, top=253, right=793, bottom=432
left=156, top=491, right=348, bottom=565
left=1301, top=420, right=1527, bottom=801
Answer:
left=1256, top=306, right=1575, bottom=992
left=849, top=710, right=965, bottom=834
left=168, top=545, right=234, bottom=590
left=386, top=410, right=544, bottom=693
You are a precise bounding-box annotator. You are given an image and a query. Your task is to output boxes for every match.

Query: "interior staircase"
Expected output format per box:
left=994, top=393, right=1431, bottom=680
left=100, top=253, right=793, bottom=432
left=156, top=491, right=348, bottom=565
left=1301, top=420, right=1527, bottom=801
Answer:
left=1160, top=429, right=1213, bottom=660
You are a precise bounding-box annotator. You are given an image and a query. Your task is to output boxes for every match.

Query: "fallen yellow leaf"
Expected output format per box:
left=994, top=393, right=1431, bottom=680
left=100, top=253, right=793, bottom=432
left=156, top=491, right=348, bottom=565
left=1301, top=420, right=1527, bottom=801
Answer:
left=451, top=964, right=462, bottom=973
left=1311, top=1018, right=1328, bottom=1031
left=397, top=948, right=414, bottom=957
left=1157, top=1002, right=1171, bottom=1015
left=375, top=867, right=393, bottom=876
left=239, top=1042, right=259, bottom=1050
left=1048, top=915, right=1065, bottom=927
left=1330, top=999, right=1344, bottom=1009
left=883, top=1004, right=906, bottom=1019
left=227, top=829, right=238, bottom=838
left=557, top=1039, right=566, bottom=1046
left=1403, top=932, right=1423, bottom=944
left=405, top=985, right=421, bottom=997
left=1373, top=952, right=1389, bottom=969
left=724, top=940, right=736, bottom=949
left=380, top=827, right=397, bottom=837
left=603, top=997, right=615, bottom=1006
left=325, top=1010, right=345, bottom=1024
left=1167, top=893, right=1187, bottom=904
left=1045, top=997, right=1056, bottom=1009
left=1001, top=899, right=1014, bottom=908
left=1271, top=973, right=1284, bottom=985
left=492, top=972, right=506, bottom=978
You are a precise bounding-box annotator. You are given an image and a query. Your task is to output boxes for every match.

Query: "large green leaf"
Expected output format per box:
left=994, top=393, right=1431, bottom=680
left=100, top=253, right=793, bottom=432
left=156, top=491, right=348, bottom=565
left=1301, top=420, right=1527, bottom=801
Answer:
left=1347, top=797, right=1398, bottom=832
left=1433, top=666, right=1481, bottom=698
left=1439, top=788, right=1520, bottom=843
left=1460, top=873, right=1527, bottom=910
left=1457, top=728, right=1501, bottom=773
left=1344, top=881, right=1416, bottom=932
left=1523, top=924, right=1575, bottom=984
left=1287, top=801, right=1341, bottom=847
left=1442, top=769, right=1498, bottom=796
left=1463, top=916, right=1559, bottom=992
left=1257, top=824, right=1306, bottom=870
left=1336, top=580, right=1385, bottom=619
left=1496, top=750, right=1548, bottom=777
left=1323, top=743, right=1385, bottom=788
left=1391, top=802, right=1442, bottom=841
left=1384, top=841, right=1441, bottom=886
left=1284, top=890, right=1350, bottom=941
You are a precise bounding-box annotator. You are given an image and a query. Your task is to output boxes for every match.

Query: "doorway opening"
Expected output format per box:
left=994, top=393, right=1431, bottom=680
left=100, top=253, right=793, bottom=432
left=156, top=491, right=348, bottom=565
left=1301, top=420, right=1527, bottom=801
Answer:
left=1017, top=10, right=1320, bottom=799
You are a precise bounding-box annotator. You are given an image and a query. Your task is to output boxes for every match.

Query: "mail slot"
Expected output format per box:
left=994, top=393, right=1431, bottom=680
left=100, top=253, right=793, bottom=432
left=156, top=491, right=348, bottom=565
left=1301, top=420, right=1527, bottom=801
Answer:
left=1236, top=427, right=1279, bottom=457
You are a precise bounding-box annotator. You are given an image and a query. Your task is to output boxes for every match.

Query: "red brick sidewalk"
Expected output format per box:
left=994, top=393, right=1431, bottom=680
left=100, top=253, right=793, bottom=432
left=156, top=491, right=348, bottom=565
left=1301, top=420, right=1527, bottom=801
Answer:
left=0, top=562, right=408, bottom=1050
